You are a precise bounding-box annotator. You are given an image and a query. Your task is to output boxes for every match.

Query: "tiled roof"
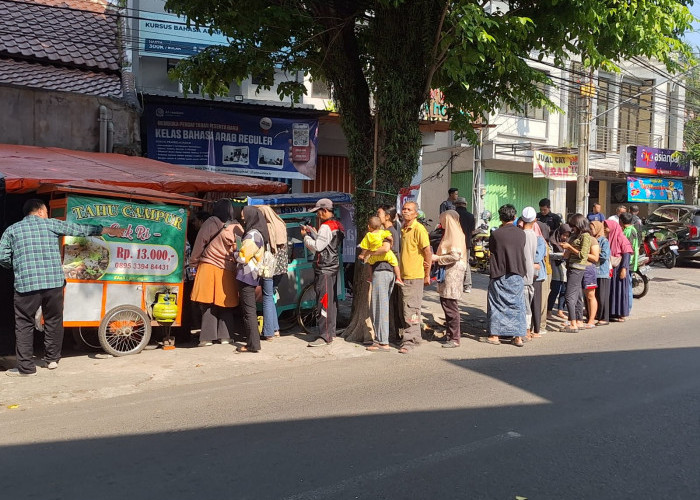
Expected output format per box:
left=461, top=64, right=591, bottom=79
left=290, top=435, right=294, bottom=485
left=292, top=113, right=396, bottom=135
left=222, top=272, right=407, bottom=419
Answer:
left=0, top=0, right=121, bottom=72
left=0, top=58, right=121, bottom=96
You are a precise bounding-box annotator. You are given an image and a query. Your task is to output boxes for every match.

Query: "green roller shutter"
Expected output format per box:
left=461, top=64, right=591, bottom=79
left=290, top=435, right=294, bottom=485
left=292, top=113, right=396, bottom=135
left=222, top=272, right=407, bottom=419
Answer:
left=450, top=171, right=474, bottom=211
left=484, top=171, right=548, bottom=228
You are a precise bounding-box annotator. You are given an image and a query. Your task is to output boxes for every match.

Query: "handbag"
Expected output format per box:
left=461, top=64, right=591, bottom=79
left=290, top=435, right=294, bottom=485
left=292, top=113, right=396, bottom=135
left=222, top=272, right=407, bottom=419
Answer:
left=431, top=265, right=446, bottom=283
left=258, top=242, right=276, bottom=279
left=610, top=254, right=622, bottom=268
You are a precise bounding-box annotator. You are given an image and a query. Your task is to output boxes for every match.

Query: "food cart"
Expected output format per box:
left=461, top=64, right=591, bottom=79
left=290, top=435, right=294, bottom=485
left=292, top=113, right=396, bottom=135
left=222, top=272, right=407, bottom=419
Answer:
left=246, top=191, right=355, bottom=331
left=42, top=183, right=201, bottom=356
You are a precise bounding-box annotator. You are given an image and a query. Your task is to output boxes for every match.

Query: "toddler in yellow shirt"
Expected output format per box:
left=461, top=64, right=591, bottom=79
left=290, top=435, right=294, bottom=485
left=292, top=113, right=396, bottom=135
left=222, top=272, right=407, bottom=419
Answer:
left=359, top=216, right=404, bottom=286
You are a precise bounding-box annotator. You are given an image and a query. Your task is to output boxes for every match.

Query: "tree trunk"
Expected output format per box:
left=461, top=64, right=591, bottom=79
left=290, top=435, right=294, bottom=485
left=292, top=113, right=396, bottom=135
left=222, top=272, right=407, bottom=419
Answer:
left=341, top=262, right=374, bottom=343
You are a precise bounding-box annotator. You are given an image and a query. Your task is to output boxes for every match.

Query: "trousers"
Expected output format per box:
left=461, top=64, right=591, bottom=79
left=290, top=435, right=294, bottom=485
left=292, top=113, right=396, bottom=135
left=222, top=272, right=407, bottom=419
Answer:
left=315, top=272, right=338, bottom=343
left=14, top=287, right=64, bottom=374
left=371, top=270, right=395, bottom=345
left=401, top=279, right=424, bottom=349
left=238, top=280, right=261, bottom=351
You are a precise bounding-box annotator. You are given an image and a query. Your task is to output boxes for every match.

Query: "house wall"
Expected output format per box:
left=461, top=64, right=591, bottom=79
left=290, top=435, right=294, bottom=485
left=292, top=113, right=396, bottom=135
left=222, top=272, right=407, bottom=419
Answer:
left=0, top=86, right=140, bottom=154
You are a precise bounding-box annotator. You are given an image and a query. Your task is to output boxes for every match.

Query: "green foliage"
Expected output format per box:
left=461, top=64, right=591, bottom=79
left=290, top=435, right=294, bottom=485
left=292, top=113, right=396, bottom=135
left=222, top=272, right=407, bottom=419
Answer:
left=164, top=0, right=694, bottom=219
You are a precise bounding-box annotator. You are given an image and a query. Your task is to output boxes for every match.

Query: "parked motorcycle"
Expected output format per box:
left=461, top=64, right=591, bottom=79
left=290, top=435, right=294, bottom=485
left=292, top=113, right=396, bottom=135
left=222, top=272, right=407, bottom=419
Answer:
left=641, top=228, right=679, bottom=269
left=632, top=265, right=650, bottom=299
left=470, top=211, right=492, bottom=273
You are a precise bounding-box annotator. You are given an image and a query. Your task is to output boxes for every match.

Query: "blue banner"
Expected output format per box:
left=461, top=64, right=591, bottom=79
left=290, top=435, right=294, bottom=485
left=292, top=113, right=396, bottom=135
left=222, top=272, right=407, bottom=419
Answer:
left=627, top=176, right=685, bottom=204
left=144, top=103, right=319, bottom=180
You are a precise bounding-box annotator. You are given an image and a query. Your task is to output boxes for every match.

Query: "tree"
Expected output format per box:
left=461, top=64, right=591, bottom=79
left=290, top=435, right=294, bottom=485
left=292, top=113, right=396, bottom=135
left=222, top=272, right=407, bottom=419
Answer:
left=165, top=0, right=693, bottom=339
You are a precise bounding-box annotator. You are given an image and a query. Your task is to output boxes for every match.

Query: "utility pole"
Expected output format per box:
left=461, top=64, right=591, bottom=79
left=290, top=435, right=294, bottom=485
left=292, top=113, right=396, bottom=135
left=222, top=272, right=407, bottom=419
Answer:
left=576, top=69, right=595, bottom=215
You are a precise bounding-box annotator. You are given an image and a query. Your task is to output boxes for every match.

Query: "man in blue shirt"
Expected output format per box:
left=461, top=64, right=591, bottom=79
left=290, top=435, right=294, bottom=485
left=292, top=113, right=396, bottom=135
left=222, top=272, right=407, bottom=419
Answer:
left=0, top=199, right=121, bottom=376
left=587, top=202, right=606, bottom=222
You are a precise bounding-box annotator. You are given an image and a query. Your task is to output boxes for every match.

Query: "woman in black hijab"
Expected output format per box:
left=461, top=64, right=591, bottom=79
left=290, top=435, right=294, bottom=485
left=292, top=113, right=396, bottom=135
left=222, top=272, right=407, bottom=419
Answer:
left=235, top=206, right=268, bottom=353
left=547, top=223, right=571, bottom=319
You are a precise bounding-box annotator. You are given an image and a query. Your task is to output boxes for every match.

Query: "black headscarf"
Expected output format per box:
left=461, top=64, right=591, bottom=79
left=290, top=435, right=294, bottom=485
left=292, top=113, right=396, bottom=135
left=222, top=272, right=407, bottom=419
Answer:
left=212, top=199, right=234, bottom=225
left=550, top=223, right=571, bottom=253
left=536, top=221, right=550, bottom=242
left=242, top=206, right=270, bottom=244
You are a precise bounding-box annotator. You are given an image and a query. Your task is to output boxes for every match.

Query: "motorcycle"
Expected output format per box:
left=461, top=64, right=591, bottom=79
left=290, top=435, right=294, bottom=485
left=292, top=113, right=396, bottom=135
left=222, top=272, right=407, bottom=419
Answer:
left=470, top=211, right=492, bottom=273
left=632, top=265, right=650, bottom=299
left=641, top=228, right=679, bottom=269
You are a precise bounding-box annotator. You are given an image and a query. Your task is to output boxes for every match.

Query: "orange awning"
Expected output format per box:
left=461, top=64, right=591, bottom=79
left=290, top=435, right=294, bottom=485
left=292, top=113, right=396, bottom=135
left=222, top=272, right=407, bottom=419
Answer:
left=0, top=144, right=288, bottom=195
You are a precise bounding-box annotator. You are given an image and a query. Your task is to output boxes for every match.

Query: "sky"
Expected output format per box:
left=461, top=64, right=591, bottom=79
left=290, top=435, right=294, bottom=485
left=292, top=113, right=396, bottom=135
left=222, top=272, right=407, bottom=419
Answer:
left=685, top=3, right=700, bottom=52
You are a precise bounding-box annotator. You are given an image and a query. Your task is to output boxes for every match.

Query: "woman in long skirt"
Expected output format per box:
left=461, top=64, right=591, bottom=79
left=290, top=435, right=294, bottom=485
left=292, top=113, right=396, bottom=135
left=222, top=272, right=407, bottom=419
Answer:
left=605, top=219, right=633, bottom=321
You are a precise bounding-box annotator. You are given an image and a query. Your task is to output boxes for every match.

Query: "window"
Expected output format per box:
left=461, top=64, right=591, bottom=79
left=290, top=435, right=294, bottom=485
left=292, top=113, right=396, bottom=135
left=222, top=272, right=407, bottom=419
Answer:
left=595, top=77, right=616, bottom=151
left=501, top=80, right=547, bottom=120
left=618, top=79, right=653, bottom=147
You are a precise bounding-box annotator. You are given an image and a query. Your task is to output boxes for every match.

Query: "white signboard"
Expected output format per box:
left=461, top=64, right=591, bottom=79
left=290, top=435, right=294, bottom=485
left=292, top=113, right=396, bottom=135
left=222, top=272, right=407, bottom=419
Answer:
left=139, top=12, right=230, bottom=59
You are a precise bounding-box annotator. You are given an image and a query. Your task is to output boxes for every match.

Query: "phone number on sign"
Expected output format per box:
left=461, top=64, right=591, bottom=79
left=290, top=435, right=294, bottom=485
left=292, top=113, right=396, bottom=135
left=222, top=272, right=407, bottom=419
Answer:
left=114, top=262, right=170, bottom=271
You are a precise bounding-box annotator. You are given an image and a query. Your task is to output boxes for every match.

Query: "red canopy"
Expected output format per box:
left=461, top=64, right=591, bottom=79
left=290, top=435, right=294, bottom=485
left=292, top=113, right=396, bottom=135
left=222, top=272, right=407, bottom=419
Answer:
left=0, top=144, right=288, bottom=195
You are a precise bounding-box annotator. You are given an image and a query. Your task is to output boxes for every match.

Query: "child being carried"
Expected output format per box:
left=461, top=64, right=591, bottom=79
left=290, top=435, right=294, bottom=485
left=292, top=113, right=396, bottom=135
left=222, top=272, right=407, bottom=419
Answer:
left=358, top=216, right=404, bottom=287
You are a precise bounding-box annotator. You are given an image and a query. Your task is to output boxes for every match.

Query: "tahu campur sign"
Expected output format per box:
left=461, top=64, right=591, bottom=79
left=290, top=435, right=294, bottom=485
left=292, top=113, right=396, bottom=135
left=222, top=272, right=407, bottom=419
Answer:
left=634, top=146, right=690, bottom=177
left=63, top=196, right=186, bottom=283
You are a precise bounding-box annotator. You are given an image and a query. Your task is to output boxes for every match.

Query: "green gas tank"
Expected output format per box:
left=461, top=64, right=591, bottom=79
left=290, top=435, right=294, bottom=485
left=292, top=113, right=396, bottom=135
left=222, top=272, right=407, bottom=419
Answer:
left=152, top=292, right=178, bottom=324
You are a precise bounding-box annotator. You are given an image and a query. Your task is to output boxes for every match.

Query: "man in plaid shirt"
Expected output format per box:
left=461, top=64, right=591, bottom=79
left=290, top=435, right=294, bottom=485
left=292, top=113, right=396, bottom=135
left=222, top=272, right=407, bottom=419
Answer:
left=0, top=199, right=122, bottom=376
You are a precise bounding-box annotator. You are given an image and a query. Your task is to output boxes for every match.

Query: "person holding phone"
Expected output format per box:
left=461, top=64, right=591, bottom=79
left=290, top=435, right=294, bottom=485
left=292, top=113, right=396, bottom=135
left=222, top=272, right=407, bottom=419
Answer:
left=301, top=198, right=345, bottom=347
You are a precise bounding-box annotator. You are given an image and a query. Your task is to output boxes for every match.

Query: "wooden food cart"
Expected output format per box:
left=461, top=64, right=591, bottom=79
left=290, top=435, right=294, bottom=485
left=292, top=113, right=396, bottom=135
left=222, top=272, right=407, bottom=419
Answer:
left=43, top=183, right=201, bottom=356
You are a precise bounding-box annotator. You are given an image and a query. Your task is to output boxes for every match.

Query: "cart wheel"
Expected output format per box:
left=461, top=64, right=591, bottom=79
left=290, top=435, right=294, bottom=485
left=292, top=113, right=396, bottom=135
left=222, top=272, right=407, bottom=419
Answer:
left=72, top=327, right=102, bottom=351
left=98, top=305, right=152, bottom=356
left=297, top=283, right=317, bottom=335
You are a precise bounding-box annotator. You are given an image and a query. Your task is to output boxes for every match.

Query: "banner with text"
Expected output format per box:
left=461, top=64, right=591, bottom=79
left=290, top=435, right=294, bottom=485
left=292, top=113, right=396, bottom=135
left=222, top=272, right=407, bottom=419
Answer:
left=633, top=146, right=690, bottom=177
left=144, top=103, right=318, bottom=180
left=138, top=12, right=230, bottom=59
left=627, top=177, right=685, bottom=204
left=63, top=196, right=187, bottom=283
left=533, top=151, right=578, bottom=181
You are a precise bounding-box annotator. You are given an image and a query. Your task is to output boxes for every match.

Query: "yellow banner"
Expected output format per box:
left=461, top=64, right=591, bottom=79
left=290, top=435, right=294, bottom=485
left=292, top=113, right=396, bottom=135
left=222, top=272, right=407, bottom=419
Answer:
left=533, top=151, right=578, bottom=181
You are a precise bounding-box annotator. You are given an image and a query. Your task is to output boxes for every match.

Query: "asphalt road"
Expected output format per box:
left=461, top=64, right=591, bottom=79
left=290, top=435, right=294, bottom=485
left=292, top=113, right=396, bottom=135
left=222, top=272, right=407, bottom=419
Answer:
left=1, top=311, right=699, bottom=500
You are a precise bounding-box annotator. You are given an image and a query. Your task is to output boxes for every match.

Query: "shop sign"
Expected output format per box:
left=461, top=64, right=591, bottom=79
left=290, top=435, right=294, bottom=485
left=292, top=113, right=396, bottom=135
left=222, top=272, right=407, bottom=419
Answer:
left=397, top=185, right=421, bottom=211
left=63, top=196, right=187, bottom=283
left=138, top=12, right=230, bottom=59
left=634, top=146, right=690, bottom=177
left=627, top=176, right=685, bottom=204
left=420, top=89, right=449, bottom=122
left=533, top=151, right=578, bottom=181
left=144, top=103, right=319, bottom=180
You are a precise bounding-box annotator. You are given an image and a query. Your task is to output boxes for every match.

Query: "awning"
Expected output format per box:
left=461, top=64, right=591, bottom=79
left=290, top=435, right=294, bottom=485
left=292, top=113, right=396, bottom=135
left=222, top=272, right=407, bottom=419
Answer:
left=0, top=144, right=288, bottom=195
left=37, top=181, right=203, bottom=206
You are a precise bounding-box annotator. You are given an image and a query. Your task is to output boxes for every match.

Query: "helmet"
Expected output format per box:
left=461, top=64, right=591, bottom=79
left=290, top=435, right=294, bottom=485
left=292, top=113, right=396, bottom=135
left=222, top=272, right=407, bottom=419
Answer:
left=481, top=210, right=492, bottom=222
left=417, top=210, right=426, bottom=221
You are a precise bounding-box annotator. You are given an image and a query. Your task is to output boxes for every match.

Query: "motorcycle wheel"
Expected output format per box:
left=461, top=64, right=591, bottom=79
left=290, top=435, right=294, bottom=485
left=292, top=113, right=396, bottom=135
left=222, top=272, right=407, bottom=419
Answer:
left=632, top=271, right=649, bottom=299
left=661, top=249, right=676, bottom=269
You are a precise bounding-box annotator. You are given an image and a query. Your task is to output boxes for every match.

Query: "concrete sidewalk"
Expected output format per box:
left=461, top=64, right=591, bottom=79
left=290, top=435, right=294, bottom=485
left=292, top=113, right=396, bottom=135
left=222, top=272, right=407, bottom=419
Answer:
left=1, top=262, right=699, bottom=411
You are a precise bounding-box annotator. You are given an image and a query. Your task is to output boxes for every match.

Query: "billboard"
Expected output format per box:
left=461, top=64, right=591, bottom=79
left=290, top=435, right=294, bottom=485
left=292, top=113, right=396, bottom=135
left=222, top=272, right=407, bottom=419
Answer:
left=634, top=146, right=690, bottom=177
left=63, top=196, right=187, bottom=283
left=627, top=176, right=685, bottom=204
left=144, top=103, right=319, bottom=180
left=139, top=13, right=229, bottom=58
left=533, top=151, right=578, bottom=181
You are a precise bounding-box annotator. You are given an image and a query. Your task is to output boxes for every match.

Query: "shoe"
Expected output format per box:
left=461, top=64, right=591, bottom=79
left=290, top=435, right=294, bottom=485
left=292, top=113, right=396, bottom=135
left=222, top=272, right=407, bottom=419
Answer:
left=5, top=368, right=37, bottom=377
left=47, top=361, right=58, bottom=370
left=307, top=338, right=329, bottom=347
left=219, top=339, right=231, bottom=345
left=442, top=341, right=460, bottom=348
left=198, top=341, right=213, bottom=347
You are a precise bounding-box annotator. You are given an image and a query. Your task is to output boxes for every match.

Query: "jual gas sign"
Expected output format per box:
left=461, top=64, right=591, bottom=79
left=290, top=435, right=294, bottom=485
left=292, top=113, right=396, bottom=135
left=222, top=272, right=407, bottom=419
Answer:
left=634, top=146, right=690, bottom=177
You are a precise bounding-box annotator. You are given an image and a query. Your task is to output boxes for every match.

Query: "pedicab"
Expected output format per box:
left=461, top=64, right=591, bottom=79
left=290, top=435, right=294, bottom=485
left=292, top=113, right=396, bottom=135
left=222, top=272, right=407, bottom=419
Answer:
left=41, top=183, right=201, bottom=356
left=246, top=191, right=355, bottom=333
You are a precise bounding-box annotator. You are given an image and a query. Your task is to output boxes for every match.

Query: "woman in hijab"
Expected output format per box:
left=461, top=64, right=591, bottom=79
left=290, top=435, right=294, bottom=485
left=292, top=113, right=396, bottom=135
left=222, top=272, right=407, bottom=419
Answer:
left=547, top=223, right=571, bottom=320
left=235, top=206, right=269, bottom=353
left=190, top=199, right=243, bottom=346
left=257, top=205, right=289, bottom=341
left=605, top=219, right=633, bottom=322
left=591, top=221, right=611, bottom=325
left=430, top=210, right=468, bottom=348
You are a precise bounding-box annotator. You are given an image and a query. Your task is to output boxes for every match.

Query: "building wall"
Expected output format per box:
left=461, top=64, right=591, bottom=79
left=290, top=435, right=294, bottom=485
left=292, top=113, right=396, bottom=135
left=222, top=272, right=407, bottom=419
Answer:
left=0, top=86, right=140, bottom=153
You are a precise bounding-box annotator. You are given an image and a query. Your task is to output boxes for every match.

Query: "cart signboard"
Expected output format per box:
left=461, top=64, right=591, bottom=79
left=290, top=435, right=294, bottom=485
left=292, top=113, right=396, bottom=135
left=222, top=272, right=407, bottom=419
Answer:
left=63, top=195, right=187, bottom=283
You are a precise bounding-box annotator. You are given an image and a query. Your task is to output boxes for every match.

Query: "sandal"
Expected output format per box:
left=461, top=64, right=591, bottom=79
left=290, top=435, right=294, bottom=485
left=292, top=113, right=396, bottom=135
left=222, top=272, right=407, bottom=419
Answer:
left=561, top=326, right=579, bottom=333
left=582, top=323, right=596, bottom=329
left=596, top=321, right=609, bottom=326
left=236, top=346, right=259, bottom=353
left=366, top=344, right=391, bottom=352
left=479, top=337, right=501, bottom=345
left=512, top=338, right=524, bottom=347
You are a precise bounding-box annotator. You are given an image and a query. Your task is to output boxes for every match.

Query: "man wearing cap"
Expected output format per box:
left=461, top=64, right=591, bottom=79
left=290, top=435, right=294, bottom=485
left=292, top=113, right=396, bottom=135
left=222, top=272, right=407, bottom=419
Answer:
left=302, top=198, right=345, bottom=347
left=439, top=188, right=459, bottom=214
left=454, top=197, right=475, bottom=293
left=398, top=201, right=432, bottom=354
